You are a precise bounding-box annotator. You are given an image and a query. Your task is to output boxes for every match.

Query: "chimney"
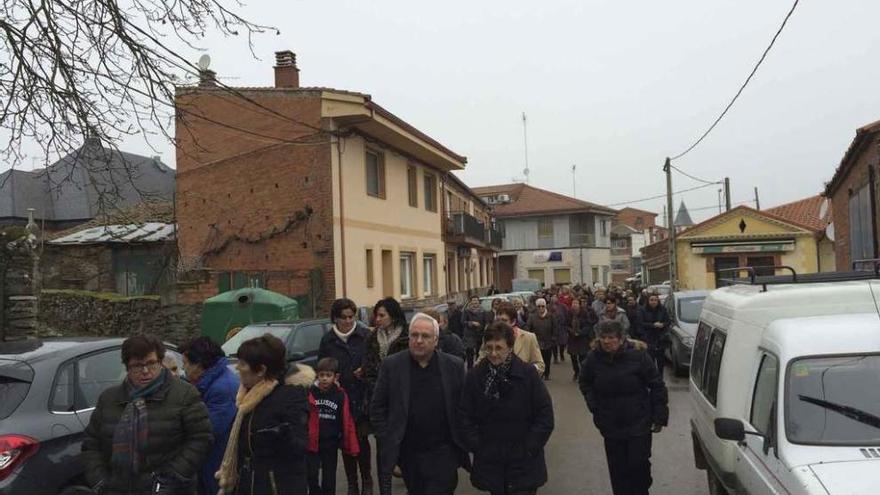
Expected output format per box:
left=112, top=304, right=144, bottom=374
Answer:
left=274, top=50, right=300, bottom=88
left=199, top=69, right=217, bottom=87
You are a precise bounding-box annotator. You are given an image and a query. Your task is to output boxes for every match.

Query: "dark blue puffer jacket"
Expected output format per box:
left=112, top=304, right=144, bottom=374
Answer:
left=194, top=357, right=239, bottom=495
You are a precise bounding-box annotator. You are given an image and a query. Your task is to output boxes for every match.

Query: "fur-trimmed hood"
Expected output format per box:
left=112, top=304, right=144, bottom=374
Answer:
left=590, top=338, right=648, bottom=352
left=284, top=363, right=316, bottom=387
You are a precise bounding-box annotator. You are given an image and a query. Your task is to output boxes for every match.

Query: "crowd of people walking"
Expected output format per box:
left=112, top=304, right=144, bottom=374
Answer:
left=79, top=283, right=670, bottom=495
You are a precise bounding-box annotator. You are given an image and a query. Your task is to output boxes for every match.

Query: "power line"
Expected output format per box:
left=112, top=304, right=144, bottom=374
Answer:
left=670, top=0, right=800, bottom=161
left=670, top=164, right=719, bottom=185
left=688, top=200, right=755, bottom=212
left=606, top=181, right=720, bottom=207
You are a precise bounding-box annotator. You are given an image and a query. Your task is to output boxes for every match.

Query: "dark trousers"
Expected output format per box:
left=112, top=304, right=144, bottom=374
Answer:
left=603, top=434, right=653, bottom=495
left=570, top=352, right=582, bottom=377
left=648, top=347, right=665, bottom=381
left=466, top=347, right=477, bottom=370
left=491, top=490, right=537, bottom=495
left=558, top=345, right=566, bottom=361
left=540, top=348, right=553, bottom=379
left=399, top=443, right=459, bottom=495
left=307, top=441, right=339, bottom=495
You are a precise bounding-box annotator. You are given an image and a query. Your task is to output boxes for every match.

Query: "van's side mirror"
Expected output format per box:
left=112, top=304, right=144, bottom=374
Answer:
left=715, top=418, right=746, bottom=441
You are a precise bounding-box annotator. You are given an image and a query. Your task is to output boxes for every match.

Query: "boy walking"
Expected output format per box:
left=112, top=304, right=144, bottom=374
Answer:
left=308, top=357, right=360, bottom=495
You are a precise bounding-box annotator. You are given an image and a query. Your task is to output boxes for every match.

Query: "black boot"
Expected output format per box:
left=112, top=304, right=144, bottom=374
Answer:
left=343, top=454, right=360, bottom=495
left=358, top=438, right=373, bottom=495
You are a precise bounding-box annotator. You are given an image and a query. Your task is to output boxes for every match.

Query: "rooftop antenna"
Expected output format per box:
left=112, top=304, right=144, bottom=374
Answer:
left=522, top=112, right=530, bottom=184
left=571, top=164, right=577, bottom=198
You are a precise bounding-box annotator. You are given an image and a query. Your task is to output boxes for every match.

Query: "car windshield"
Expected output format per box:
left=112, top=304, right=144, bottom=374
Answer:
left=652, top=286, right=671, bottom=295
left=221, top=326, right=292, bottom=357
left=786, top=354, right=880, bottom=445
left=677, top=296, right=706, bottom=324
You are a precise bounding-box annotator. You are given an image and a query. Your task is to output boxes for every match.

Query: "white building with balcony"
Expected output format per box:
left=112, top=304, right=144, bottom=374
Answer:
left=472, top=184, right=617, bottom=290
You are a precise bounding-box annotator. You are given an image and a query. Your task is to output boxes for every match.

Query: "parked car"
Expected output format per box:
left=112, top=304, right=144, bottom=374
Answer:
left=691, top=273, right=880, bottom=494
left=664, top=290, right=709, bottom=376
left=222, top=319, right=331, bottom=369
left=647, top=284, right=672, bottom=303
left=0, top=337, right=182, bottom=495
left=500, top=291, right=535, bottom=302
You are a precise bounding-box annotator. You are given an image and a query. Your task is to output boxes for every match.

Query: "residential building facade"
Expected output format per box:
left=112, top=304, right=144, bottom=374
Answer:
left=640, top=205, right=828, bottom=290
left=472, top=184, right=617, bottom=290
left=175, top=51, right=469, bottom=314
left=824, top=119, right=880, bottom=271
left=442, top=173, right=501, bottom=297
left=611, top=208, right=662, bottom=284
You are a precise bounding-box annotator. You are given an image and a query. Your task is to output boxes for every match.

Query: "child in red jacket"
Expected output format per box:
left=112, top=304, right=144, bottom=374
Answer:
left=308, top=357, right=360, bottom=495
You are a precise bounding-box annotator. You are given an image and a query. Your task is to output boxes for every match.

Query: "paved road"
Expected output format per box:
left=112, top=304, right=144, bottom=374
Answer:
left=338, top=365, right=709, bottom=494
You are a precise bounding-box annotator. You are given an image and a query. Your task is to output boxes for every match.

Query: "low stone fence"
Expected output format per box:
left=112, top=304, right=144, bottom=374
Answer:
left=39, top=290, right=202, bottom=345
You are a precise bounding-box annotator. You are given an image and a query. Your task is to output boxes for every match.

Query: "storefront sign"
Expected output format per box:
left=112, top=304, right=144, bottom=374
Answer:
left=691, top=242, right=794, bottom=254
left=533, top=251, right=563, bottom=263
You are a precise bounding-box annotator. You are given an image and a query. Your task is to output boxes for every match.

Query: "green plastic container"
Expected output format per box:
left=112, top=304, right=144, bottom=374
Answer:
left=201, top=288, right=299, bottom=344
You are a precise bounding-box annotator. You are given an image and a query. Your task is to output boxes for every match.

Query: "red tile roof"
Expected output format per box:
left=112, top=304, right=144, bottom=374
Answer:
left=471, top=183, right=617, bottom=218
left=764, top=194, right=831, bottom=233
left=618, top=207, right=659, bottom=217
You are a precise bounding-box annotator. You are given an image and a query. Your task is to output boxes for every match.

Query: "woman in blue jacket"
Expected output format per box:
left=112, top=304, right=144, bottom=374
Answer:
left=181, top=336, right=239, bottom=495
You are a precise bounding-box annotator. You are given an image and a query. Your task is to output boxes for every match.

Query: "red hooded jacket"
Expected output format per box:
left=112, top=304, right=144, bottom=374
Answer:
left=307, top=384, right=360, bottom=456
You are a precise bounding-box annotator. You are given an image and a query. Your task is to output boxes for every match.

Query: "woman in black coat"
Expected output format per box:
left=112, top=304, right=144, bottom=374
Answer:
left=567, top=298, right=597, bottom=381
left=215, top=335, right=310, bottom=495
left=459, top=322, right=555, bottom=495
left=635, top=293, right=671, bottom=378
left=578, top=321, right=668, bottom=495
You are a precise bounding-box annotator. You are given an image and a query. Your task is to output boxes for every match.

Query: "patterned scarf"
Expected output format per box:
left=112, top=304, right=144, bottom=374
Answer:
left=215, top=379, right=279, bottom=494
left=377, top=325, right=403, bottom=359
left=483, top=352, right=513, bottom=400
left=111, top=368, right=168, bottom=474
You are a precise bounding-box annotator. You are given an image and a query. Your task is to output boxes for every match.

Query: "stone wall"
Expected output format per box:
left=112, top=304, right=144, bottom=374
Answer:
left=1, top=235, right=40, bottom=340
left=39, top=290, right=202, bottom=345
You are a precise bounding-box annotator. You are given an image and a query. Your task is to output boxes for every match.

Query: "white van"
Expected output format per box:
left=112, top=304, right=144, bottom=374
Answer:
left=690, top=275, right=880, bottom=494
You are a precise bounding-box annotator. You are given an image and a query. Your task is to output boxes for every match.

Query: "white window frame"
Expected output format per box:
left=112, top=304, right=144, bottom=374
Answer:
left=400, top=253, right=414, bottom=298
left=423, top=255, right=435, bottom=296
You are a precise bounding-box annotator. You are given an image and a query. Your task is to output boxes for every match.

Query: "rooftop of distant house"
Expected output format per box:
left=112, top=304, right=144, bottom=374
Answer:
left=471, top=183, right=618, bottom=218
left=764, top=194, right=831, bottom=233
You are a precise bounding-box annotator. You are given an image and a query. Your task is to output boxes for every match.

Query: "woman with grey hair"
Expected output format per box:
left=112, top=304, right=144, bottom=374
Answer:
left=578, top=321, right=668, bottom=495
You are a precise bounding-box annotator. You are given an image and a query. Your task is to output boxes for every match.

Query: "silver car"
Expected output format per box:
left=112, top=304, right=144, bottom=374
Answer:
left=664, top=290, right=709, bottom=376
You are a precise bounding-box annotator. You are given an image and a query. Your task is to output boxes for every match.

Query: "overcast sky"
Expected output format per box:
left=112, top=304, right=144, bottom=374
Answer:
left=36, top=1, right=880, bottom=223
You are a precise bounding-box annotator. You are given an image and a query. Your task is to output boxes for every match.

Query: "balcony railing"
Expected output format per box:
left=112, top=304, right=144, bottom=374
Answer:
left=486, top=227, right=503, bottom=249
left=570, top=233, right=596, bottom=247
left=451, top=212, right=485, bottom=240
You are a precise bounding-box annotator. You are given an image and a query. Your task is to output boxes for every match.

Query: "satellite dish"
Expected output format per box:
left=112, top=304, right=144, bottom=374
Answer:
left=197, top=54, right=211, bottom=71
left=825, top=222, right=835, bottom=242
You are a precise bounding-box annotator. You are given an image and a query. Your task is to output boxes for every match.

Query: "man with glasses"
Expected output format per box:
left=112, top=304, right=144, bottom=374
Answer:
left=81, top=334, right=213, bottom=495
left=525, top=298, right=557, bottom=381
left=370, top=313, right=468, bottom=495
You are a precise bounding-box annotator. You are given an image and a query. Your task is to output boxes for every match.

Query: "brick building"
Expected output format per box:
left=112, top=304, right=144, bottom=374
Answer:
left=175, top=51, right=468, bottom=315
left=824, top=119, right=880, bottom=271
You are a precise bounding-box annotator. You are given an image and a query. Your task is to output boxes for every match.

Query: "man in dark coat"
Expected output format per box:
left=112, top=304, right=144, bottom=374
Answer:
left=319, top=298, right=373, bottom=495
left=81, top=334, right=213, bottom=495
left=579, top=321, right=668, bottom=495
left=370, top=313, right=467, bottom=495
left=524, top=298, right=557, bottom=380
left=446, top=300, right=464, bottom=339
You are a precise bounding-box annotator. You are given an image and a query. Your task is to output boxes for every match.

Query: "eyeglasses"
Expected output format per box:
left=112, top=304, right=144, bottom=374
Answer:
left=128, top=360, right=161, bottom=373
left=409, top=332, right=435, bottom=342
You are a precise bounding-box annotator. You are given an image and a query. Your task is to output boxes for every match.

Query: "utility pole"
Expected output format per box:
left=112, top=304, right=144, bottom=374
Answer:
left=664, top=158, right=677, bottom=290
left=717, top=188, right=723, bottom=214
left=522, top=112, right=530, bottom=184
left=572, top=164, right=577, bottom=197
left=754, top=187, right=761, bottom=210
left=662, top=205, right=667, bottom=228
left=724, top=177, right=731, bottom=212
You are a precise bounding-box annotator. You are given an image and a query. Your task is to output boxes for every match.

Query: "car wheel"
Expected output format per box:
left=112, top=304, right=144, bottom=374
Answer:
left=59, top=486, right=93, bottom=495
left=671, top=343, right=688, bottom=377
left=707, top=469, right=729, bottom=495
